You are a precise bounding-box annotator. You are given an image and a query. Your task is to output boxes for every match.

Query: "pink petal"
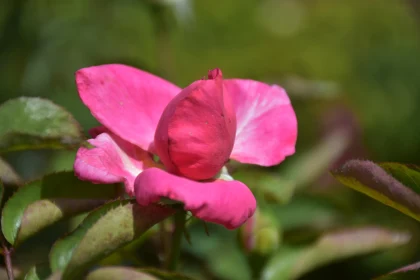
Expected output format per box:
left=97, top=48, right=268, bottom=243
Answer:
left=154, top=69, right=236, bottom=180
left=76, top=64, right=181, bottom=152
left=134, top=168, right=256, bottom=229
left=224, top=79, right=297, bottom=166
left=74, top=131, right=158, bottom=196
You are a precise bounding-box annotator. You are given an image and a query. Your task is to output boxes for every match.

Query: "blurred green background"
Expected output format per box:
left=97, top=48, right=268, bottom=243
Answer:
left=1, top=0, right=420, bottom=279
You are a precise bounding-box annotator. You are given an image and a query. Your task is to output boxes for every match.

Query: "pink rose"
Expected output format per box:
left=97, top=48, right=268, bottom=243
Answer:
left=74, top=65, right=297, bottom=229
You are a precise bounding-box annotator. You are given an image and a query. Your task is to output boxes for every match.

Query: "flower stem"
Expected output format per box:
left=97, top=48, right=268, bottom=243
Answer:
left=1, top=236, right=14, bottom=280
left=166, top=210, right=186, bottom=271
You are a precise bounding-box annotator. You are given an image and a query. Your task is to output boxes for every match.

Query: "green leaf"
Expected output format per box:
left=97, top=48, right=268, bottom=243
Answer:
left=1, top=171, right=118, bottom=246
left=24, top=263, right=52, bottom=280
left=185, top=223, right=252, bottom=280
left=376, top=261, right=420, bottom=280
left=331, top=160, right=420, bottom=221
left=235, top=129, right=351, bottom=205
left=234, top=168, right=296, bottom=204
left=86, top=267, right=158, bottom=280
left=272, top=196, right=340, bottom=231
left=0, top=157, right=22, bottom=186
left=0, top=97, right=84, bottom=153
left=282, top=129, right=351, bottom=189
left=49, top=200, right=174, bottom=279
left=262, top=227, right=410, bottom=280
left=141, top=267, right=197, bottom=280
left=86, top=267, right=198, bottom=280
left=0, top=180, right=4, bottom=207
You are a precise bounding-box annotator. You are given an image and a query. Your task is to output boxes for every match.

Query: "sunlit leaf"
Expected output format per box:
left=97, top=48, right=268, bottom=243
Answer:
left=1, top=171, right=118, bottom=246
left=376, top=261, right=420, bottom=280
left=331, top=160, right=420, bottom=221
left=0, top=157, right=22, bottom=186
left=0, top=97, right=84, bottom=153
left=24, top=263, right=51, bottom=280
left=262, top=227, right=411, bottom=280
left=49, top=200, right=174, bottom=280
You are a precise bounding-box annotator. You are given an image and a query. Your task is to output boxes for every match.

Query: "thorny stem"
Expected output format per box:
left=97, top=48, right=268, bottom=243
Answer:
left=1, top=236, right=14, bottom=280
left=166, top=210, right=186, bottom=271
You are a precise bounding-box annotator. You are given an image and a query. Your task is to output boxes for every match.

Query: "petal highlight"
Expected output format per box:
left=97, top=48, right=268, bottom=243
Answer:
left=74, top=131, right=158, bottom=196
left=225, top=79, right=297, bottom=166
left=76, top=64, right=181, bottom=152
left=154, top=69, right=236, bottom=180
left=134, top=168, right=256, bottom=229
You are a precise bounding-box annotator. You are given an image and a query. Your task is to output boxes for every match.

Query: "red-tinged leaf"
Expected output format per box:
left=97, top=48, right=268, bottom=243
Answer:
left=331, top=160, right=420, bottom=221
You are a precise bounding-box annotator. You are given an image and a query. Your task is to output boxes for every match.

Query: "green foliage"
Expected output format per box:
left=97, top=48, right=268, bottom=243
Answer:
left=0, top=97, right=84, bottom=153
left=50, top=200, right=174, bottom=279
left=331, top=160, right=420, bottom=221
left=24, top=263, right=51, bottom=280
left=0, top=156, right=22, bottom=185
left=1, top=171, right=119, bottom=246
left=235, top=129, right=350, bottom=204
left=262, top=227, right=410, bottom=280
left=280, top=129, right=351, bottom=190
left=86, top=267, right=158, bottom=280
left=140, top=267, right=197, bottom=280
left=86, top=266, right=196, bottom=280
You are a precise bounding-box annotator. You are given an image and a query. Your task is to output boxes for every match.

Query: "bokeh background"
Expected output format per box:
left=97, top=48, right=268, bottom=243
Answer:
left=1, top=0, right=420, bottom=279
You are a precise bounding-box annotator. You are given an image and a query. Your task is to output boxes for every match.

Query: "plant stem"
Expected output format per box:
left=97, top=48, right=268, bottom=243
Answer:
left=166, top=210, right=186, bottom=271
left=1, top=237, right=14, bottom=280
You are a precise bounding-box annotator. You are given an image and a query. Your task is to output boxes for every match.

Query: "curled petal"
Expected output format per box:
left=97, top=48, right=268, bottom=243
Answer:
left=225, top=79, right=297, bottom=166
left=74, top=131, right=158, bottom=196
left=76, top=64, right=181, bottom=152
left=154, top=69, right=236, bottom=180
left=134, top=168, right=256, bottom=229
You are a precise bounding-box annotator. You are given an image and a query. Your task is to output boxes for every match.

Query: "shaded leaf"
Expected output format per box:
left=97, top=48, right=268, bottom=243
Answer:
left=239, top=208, right=281, bottom=255
left=376, top=261, right=420, bottom=280
left=141, top=267, right=197, bottom=280
left=272, top=196, right=340, bottom=232
left=86, top=267, right=158, bottom=280
left=45, top=272, right=62, bottom=280
left=262, top=227, right=410, bottom=280
left=0, top=97, right=84, bottom=153
left=184, top=223, right=252, bottom=280
left=1, top=171, right=118, bottom=246
left=49, top=200, right=174, bottom=280
left=86, top=266, right=194, bottom=280
left=234, top=168, right=295, bottom=204
left=24, top=263, right=51, bottom=280
left=0, top=157, right=22, bottom=185
left=0, top=180, right=4, bottom=207
left=282, top=129, right=351, bottom=189
left=236, top=129, right=350, bottom=205
left=331, top=160, right=420, bottom=221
